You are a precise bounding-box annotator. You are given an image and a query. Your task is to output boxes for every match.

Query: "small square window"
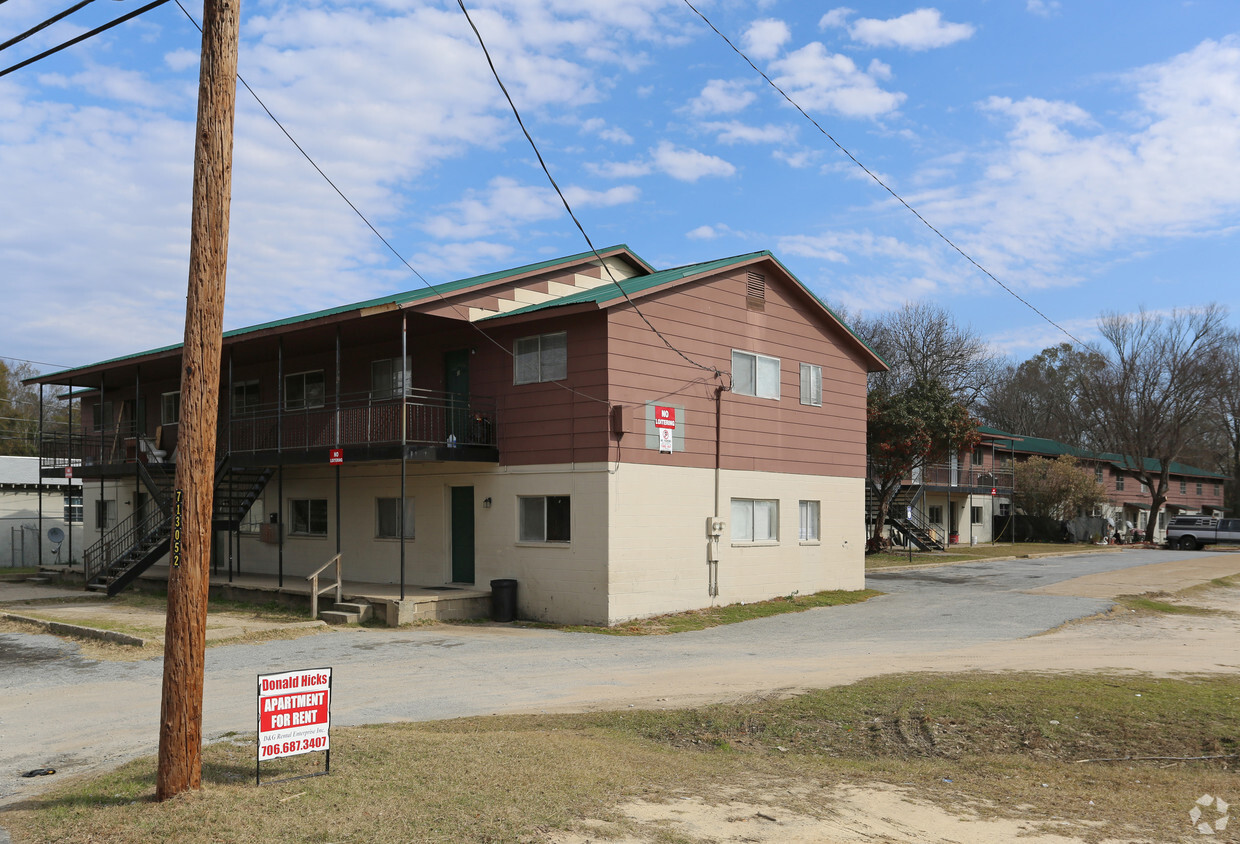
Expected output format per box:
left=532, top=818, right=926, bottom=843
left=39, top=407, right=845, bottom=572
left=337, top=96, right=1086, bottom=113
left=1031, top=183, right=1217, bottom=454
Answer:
left=285, top=371, right=326, bottom=411
left=799, top=363, right=822, bottom=407
left=514, top=332, right=567, bottom=384
left=928, top=505, right=943, bottom=524
left=370, top=357, right=411, bottom=400
left=232, top=380, right=261, bottom=415
left=798, top=500, right=820, bottom=541
left=731, top=498, right=778, bottom=542
left=519, top=496, right=571, bottom=542
left=376, top=497, right=415, bottom=539
left=289, top=499, right=328, bottom=536
left=732, top=351, right=780, bottom=400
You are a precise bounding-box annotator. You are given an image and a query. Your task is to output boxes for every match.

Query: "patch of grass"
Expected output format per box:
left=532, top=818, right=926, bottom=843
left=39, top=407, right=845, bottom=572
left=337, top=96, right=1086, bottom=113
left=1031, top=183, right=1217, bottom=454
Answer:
left=6, top=673, right=1237, bottom=844
left=519, top=589, right=882, bottom=635
left=1114, top=592, right=1219, bottom=616
left=0, top=565, right=41, bottom=579
left=865, top=542, right=1109, bottom=570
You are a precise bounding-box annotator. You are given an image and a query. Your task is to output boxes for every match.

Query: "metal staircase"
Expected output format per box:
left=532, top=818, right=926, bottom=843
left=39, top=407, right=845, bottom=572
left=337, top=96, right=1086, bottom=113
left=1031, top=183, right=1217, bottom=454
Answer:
left=867, top=482, right=945, bottom=552
left=83, top=458, right=273, bottom=596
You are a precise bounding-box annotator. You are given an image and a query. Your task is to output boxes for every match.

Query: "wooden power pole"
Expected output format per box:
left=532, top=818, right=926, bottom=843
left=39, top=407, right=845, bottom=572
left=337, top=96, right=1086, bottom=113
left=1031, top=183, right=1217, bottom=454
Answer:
left=157, top=0, right=242, bottom=801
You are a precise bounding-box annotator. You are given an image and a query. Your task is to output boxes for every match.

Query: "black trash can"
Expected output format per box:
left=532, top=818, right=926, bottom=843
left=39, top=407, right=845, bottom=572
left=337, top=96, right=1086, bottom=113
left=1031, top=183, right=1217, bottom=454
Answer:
left=490, top=578, right=518, bottom=622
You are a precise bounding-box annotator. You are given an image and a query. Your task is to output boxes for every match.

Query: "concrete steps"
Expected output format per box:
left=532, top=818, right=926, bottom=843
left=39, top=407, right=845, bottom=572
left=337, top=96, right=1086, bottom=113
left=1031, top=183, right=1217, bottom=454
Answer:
left=319, top=601, right=373, bottom=625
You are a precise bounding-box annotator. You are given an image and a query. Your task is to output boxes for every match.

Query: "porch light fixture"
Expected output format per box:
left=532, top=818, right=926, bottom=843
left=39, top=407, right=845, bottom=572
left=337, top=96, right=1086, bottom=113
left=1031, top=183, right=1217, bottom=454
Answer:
left=483, top=497, right=492, bottom=508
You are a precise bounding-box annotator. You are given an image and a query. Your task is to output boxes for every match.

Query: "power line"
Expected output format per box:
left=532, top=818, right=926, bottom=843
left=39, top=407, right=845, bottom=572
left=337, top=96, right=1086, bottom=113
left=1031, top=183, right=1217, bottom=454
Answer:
left=456, top=0, right=730, bottom=386
left=0, top=0, right=171, bottom=79
left=0, top=0, right=98, bottom=55
left=680, top=0, right=1085, bottom=348
left=171, top=2, right=614, bottom=408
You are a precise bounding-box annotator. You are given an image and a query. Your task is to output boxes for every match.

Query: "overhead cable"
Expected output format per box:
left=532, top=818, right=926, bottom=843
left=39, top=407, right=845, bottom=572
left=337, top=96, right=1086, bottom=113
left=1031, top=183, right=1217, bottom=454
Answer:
left=0, top=0, right=170, bottom=78
left=680, top=0, right=1084, bottom=347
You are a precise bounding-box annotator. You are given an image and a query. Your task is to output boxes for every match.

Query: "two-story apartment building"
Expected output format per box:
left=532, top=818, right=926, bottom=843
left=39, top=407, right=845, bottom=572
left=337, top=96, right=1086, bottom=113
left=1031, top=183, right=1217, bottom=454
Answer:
left=30, top=246, right=885, bottom=625
left=978, top=427, right=1227, bottom=542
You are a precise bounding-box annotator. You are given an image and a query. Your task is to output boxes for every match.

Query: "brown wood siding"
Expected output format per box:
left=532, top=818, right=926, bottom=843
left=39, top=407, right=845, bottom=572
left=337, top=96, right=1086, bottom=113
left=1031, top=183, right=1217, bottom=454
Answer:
left=605, top=260, right=869, bottom=478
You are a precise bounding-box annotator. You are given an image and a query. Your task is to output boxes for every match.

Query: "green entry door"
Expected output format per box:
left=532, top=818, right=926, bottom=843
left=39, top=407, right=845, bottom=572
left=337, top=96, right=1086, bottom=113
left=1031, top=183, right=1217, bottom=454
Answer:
left=450, top=486, right=475, bottom=584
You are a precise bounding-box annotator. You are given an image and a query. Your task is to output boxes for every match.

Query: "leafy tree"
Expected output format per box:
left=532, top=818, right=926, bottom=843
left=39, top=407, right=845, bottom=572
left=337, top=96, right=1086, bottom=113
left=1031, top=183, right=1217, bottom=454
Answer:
left=1077, top=305, right=1230, bottom=537
left=0, top=360, right=73, bottom=457
left=868, top=377, right=981, bottom=542
left=1013, top=455, right=1107, bottom=520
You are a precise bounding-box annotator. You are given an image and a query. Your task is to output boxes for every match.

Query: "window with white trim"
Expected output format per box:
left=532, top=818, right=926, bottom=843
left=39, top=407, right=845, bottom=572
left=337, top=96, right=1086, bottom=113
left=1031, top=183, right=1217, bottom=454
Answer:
left=289, top=499, right=328, bottom=536
left=928, top=505, right=943, bottom=524
left=1180, top=479, right=1187, bottom=494
left=514, top=332, right=567, bottom=384
left=798, top=500, right=820, bottom=541
left=376, top=497, right=415, bottom=539
left=285, top=370, right=325, bottom=410
left=1197, top=482, right=1204, bottom=496
left=732, top=351, right=780, bottom=399
left=519, top=495, right=571, bottom=542
left=95, top=499, right=116, bottom=531
left=239, top=497, right=265, bottom=534
left=64, top=493, right=83, bottom=524
left=161, top=391, right=180, bottom=425
left=799, top=363, right=822, bottom=407
left=731, top=498, right=778, bottom=542
left=971, top=506, right=983, bottom=525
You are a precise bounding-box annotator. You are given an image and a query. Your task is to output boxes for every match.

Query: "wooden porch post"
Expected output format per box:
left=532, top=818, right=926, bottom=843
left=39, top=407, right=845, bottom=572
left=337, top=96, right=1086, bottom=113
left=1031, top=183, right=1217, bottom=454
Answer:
left=156, top=0, right=242, bottom=801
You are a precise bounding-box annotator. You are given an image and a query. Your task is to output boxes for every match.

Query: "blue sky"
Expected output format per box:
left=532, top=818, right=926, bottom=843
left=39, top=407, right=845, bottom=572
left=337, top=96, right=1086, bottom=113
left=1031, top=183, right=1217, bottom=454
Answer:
left=3, top=0, right=1240, bottom=374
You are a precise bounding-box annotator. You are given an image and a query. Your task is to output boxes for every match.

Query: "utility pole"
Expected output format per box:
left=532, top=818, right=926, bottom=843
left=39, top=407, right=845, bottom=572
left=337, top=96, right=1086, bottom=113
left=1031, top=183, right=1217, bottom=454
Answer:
left=156, top=0, right=241, bottom=801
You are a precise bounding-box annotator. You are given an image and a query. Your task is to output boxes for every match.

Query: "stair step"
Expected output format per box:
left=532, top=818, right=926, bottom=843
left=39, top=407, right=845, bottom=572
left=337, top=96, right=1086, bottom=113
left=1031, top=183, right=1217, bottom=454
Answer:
left=319, top=610, right=360, bottom=625
left=332, top=602, right=372, bottom=622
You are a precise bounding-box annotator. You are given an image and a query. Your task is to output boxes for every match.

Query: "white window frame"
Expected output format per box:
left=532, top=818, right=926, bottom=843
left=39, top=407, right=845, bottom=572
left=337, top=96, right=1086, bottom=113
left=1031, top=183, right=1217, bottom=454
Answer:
left=238, top=497, right=265, bottom=534
left=514, top=332, right=567, bottom=385
left=376, top=497, right=416, bottom=539
left=732, top=350, right=780, bottom=400
left=731, top=498, right=779, bottom=542
left=971, top=505, right=983, bottom=525
left=799, top=363, right=822, bottom=407
left=289, top=498, right=328, bottom=536
left=63, top=493, right=83, bottom=524
left=928, top=505, right=944, bottom=525
left=518, top=495, right=571, bottom=543
left=284, top=370, right=326, bottom=411
left=798, top=500, right=820, bottom=542
left=161, top=391, right=180, bottom=425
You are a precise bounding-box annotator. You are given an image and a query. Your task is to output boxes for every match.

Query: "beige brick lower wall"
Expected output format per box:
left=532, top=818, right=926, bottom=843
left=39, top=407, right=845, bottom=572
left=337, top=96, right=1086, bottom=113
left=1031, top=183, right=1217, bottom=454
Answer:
left=218, top=460, right=863, bottom=626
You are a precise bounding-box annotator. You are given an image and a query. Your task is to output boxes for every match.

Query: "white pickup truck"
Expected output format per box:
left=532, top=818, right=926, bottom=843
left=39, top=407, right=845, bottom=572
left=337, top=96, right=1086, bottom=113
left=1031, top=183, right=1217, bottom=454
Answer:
left=1165, top=516, right=1240, bottom=551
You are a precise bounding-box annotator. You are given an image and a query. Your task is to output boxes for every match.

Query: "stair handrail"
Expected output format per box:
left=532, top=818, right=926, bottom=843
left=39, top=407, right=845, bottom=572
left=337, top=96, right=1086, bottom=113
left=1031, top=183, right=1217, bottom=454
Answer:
left=83, top=505, right=171, bottom=582
left=136, top=458, right=174, bottom=507
left=306, top=553, right=342, bottom=618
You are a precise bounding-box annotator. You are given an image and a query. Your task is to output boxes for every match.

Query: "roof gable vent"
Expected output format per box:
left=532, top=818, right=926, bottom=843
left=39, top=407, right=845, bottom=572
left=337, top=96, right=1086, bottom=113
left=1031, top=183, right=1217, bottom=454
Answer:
left=746, top=271, right=766, bottom=309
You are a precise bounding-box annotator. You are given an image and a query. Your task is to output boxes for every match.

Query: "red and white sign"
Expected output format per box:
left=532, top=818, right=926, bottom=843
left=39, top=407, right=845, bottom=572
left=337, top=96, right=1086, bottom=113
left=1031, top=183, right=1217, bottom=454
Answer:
left=654, top=406, right=676, bottom=428
left=329, top=448, right=343, bottom=465
left=64, top=466, right=73, bottom=479
left=257, top=667, right=332, bottom=761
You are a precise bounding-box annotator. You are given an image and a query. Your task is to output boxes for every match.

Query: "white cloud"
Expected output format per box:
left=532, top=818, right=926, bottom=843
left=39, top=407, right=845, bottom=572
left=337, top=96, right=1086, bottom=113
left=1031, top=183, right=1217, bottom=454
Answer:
left=687, top=224, right=720, bottom=240
left=1026, top=0, right=1061, bottom=18
left=651, top=141, right=736, bottom=181
left=847, top=9, right=976, bottom=51
left=422, top=176, right=640, bottom=240
left=741, top=18, right=791, bottom=61
left=769, top=42, right=906, bottom=118
left=581, top=117, right=634, bottom=144
left=700, top=120, right=793, bottom=145
left=819, top=8, right=855, bottom=30
left=689, top=79, right=756, bottom=116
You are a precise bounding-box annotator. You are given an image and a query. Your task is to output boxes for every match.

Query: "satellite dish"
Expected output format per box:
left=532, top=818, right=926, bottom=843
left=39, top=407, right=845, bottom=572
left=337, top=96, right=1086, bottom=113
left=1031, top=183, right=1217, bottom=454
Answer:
left=48, top=526, right=65, bottom=543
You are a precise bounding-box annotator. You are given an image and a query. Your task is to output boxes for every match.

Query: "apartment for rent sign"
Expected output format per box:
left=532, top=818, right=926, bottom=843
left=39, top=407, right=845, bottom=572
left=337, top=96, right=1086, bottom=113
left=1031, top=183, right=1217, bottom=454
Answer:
left=257, top=667, right=332, bottom=762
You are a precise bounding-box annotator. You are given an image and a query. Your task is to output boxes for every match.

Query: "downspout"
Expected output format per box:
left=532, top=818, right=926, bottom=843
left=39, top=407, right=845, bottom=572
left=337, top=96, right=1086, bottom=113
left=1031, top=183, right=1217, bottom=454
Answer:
left=400, top=312, right=407, bottom=602
left=37, top=382, right=43, bottom=566
left=277, top=337, right=284, bottom=588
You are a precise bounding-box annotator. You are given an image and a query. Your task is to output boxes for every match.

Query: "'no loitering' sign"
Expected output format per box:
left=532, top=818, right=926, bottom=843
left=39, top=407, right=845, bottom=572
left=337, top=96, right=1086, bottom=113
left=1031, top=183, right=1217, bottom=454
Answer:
left=257, top=667, right=332, bottom=763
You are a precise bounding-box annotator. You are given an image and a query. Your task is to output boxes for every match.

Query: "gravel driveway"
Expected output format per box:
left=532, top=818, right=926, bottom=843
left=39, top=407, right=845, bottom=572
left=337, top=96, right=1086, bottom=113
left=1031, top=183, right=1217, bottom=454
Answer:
left=2, top=548, right=1237, bottom=813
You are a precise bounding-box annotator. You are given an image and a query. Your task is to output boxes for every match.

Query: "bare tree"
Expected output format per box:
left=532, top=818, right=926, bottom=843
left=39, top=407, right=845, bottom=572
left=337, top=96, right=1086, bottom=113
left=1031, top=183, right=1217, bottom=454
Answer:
left=1079, top=305, right=1231, bottom=537
left=1215, top=330, right=1240, bottom=516
left=863, top=302, right=997, bottom=408
left=980, top=343, right=1105, bottom=447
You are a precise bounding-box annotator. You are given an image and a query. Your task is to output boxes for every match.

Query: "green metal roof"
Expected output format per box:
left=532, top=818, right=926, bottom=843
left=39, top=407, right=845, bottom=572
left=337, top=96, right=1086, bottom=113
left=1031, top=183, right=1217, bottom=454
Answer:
left=979, top=425, right=1227, bottom=480
left=35, top=245, right=649, bottom=380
